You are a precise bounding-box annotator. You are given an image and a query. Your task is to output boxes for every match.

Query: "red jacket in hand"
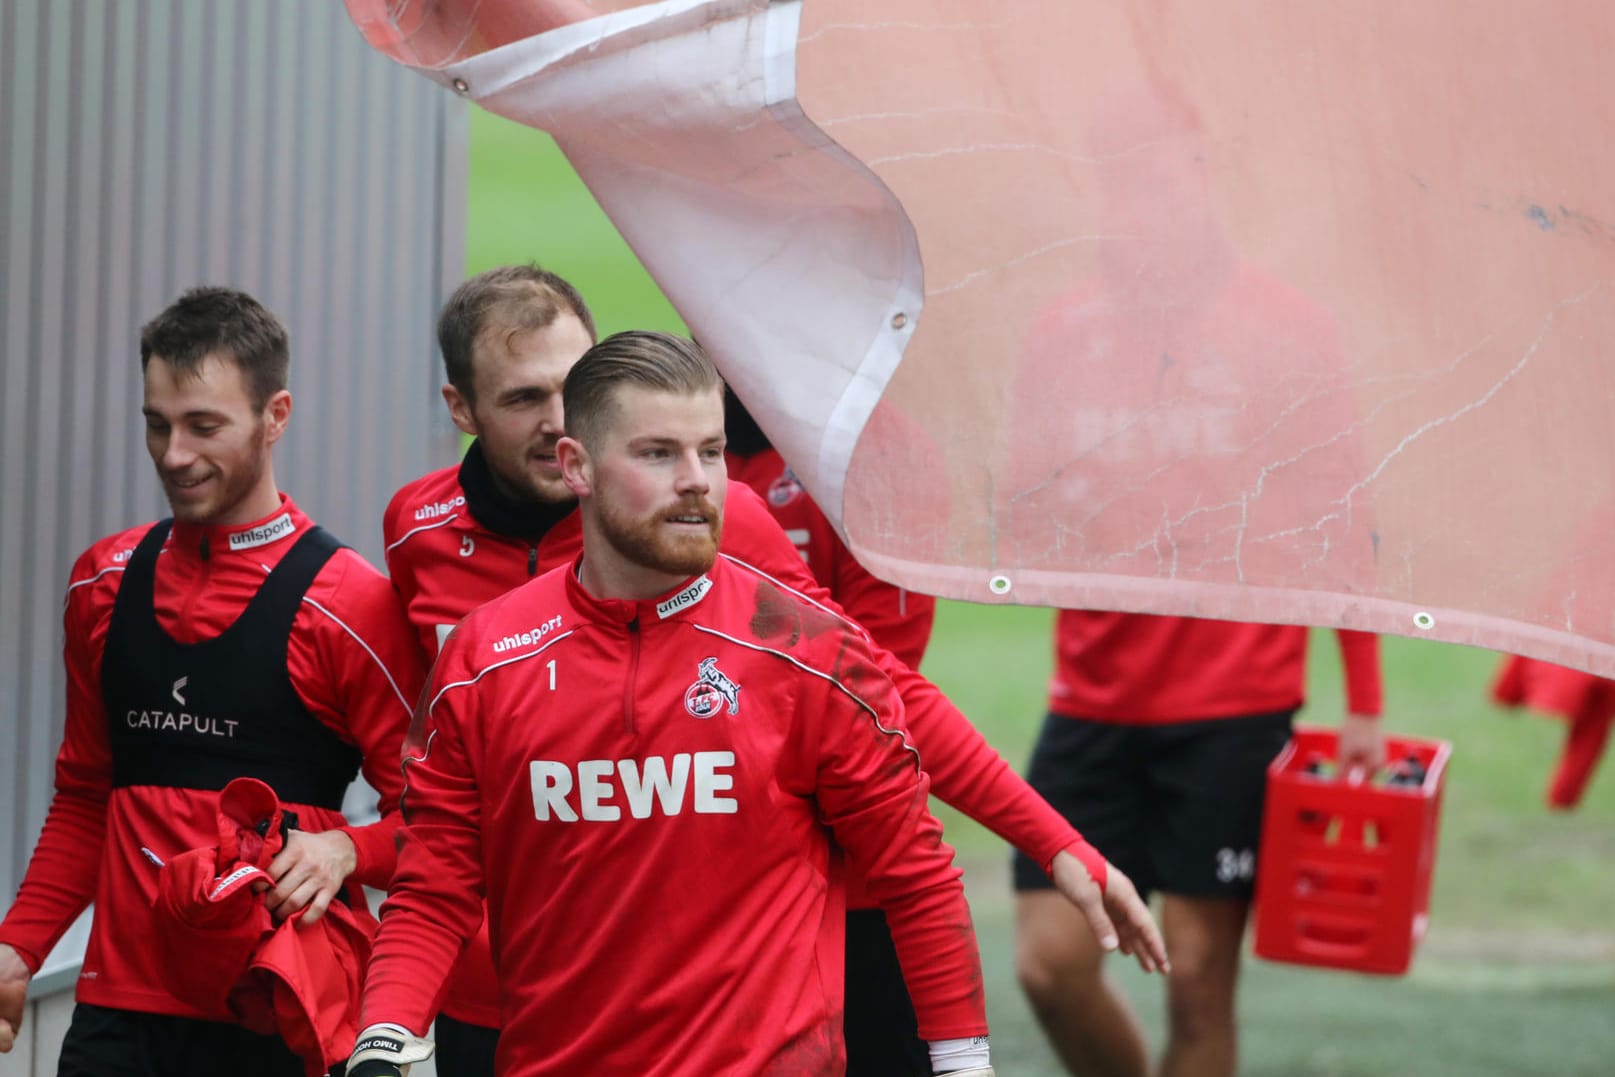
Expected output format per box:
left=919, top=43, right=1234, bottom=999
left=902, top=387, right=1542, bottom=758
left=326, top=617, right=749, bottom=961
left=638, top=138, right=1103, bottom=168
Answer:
left=153, top=777, right=375, bottom=1077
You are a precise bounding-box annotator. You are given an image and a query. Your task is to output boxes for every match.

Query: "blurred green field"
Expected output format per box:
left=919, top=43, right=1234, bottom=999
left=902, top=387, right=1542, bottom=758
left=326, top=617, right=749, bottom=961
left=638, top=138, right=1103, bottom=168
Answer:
left=467, top=108, right=1615, bottom=1076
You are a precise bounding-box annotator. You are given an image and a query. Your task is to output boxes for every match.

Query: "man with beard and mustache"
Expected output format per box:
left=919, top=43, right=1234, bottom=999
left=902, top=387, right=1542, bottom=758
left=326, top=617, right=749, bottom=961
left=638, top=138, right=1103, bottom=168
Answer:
left=381, top=265, right=1164, bottom=1077
left=0, top=287, right=425, bottom=1076
left=351, top=332, right=995, bottom=1077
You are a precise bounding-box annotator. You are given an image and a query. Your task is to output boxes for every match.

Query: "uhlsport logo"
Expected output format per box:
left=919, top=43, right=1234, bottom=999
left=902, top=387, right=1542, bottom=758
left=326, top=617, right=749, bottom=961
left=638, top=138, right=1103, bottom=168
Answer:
left=492, top=614, right=564, bottom=654
left=415, top=495, right=466, bottom=521
left=656, top=575, right=712, bottom=619
left=684, top=656, right=741, bottom=718
left=228, top=512, right=295, bottom=551
left=767, top=468, right=803, bottom=507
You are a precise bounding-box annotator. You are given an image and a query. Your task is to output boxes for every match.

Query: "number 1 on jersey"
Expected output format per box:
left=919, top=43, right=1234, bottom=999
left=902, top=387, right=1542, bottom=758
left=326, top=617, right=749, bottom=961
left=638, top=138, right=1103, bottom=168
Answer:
left=547, top=658, right=557, bottom=691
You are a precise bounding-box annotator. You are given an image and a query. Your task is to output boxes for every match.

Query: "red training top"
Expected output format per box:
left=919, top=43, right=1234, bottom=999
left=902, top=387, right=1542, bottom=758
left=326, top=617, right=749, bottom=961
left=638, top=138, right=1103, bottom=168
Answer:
left=1050, top=612, right=1383, bottom=722
left=363, top=556, right=986, bottom=1075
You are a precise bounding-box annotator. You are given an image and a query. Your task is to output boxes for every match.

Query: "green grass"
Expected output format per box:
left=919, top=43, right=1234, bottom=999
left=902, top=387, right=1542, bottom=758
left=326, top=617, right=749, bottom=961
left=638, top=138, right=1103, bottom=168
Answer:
left=467, top=111, right=684, bottom=335
left=467, top=107, right=1615, bottom=1076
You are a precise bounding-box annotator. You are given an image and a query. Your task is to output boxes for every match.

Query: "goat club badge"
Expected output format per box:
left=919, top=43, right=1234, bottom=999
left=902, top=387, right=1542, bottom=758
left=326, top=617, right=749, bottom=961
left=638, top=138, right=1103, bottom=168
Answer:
left=685, top=656, right=742, bottom=718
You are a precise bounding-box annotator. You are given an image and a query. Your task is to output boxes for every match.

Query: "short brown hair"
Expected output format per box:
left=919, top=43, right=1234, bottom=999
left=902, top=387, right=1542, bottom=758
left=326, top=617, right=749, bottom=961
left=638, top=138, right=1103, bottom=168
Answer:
left=139, top=287, right=289, bottom=410
left=563, top=332, right=723, bottom=450
left=438, top=264, right=597, bottom=402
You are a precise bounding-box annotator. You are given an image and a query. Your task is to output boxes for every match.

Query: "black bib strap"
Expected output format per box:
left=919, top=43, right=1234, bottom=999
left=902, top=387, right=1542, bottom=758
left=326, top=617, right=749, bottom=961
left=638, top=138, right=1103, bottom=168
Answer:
left=116, top=519, right=174, bottom=614
left=245, top=527, right=345, bottom=638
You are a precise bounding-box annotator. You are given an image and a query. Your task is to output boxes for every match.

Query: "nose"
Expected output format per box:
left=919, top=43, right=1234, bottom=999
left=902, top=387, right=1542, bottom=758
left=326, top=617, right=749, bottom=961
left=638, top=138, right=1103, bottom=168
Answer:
left=155, top=429, right=199, bottom=472
left=673, top=449, right=710, bottom=496
left=538, top=395, right=565, bottom=436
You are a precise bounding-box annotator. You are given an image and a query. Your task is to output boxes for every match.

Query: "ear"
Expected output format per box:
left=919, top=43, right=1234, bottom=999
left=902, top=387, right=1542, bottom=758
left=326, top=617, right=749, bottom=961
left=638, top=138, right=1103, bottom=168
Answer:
left=557, top=435, right=593, bottom=499
left=442, top=383, right=479, bottom=437
left=262, top=390, right=293, bottom=446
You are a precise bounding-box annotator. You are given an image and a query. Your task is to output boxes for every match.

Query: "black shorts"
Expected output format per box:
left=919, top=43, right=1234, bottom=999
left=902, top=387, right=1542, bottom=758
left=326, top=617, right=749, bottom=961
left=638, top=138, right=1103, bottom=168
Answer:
left=1012, top=709, right=1294, bottom=901
left=843, top=908, right=932, bottom=1077
left=55, top=1002, right=312, bottom=1077
left=432, top=1013, right=499, bottom=1077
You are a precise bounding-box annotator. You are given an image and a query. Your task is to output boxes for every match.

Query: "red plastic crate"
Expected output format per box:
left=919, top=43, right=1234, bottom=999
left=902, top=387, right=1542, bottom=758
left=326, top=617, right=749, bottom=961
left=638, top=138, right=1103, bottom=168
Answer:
left=1253, top=725, right=1452, bottom=975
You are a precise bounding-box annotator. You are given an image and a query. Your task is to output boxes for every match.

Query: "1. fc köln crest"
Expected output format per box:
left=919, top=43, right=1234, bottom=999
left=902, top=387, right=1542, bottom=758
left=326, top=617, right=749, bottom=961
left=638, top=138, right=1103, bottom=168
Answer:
left=685, top=657, right=742, bottom=719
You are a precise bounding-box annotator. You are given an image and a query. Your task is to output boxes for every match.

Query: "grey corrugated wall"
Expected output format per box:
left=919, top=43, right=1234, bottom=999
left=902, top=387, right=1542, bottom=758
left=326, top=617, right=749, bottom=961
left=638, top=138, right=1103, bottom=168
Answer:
left=0, top=0, right=466, bottom=926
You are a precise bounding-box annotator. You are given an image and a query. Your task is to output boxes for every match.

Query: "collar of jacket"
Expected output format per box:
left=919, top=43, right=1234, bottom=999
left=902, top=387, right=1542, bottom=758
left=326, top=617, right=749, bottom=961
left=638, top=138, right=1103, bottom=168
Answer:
left=168, top=494, right=307, bottom=559
left=458, top=439, right=579, bottom=541
left=563, top=554, right=717, bottom=627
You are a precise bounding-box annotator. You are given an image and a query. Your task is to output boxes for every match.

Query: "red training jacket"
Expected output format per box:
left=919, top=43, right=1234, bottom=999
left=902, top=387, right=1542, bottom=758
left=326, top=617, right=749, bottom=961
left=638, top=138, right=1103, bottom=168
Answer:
left=1050, top=612, right=1383, bottom=723
left=363, top=556, right=986, bottom=1075
left=0, top=498, right=424, bottom=1019
left=384, top=461, right=1089, bottom=1027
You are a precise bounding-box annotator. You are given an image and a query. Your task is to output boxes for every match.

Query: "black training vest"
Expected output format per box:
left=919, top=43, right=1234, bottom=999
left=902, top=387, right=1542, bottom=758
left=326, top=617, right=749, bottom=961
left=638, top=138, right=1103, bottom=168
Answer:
left=101, top=519, right=362, bottom=809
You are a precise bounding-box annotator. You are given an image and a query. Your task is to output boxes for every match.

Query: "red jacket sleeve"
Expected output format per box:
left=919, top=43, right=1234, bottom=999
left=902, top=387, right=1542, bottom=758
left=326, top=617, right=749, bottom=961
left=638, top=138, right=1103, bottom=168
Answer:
left=0, top=549, right=116, bottom=971
left=824, top=515, right=937, bottom=670
left=787, top=630, right=986, bottom=1041
left=292, top=551, right=428, bottom=888
left=1333, top=629, right=1383, bottom=717
left=723, top=484, right=1085, bottom=874
left=359, top=641, right=486, bottom=1035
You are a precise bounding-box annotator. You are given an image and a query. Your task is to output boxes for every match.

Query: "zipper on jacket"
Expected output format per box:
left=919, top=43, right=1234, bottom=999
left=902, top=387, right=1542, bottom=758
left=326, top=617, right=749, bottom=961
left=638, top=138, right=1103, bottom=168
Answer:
left=623, top=617, right=641, bottom=735
left=528, top=545, right=538, bottom=576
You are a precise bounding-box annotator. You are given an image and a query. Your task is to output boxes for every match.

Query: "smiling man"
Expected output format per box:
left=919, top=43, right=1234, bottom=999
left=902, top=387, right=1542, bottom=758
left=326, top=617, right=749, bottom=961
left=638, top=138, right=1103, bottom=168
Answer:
left=353, top=332, right=993, bottom=1077
left=0, top=287, right=424, bottom=1077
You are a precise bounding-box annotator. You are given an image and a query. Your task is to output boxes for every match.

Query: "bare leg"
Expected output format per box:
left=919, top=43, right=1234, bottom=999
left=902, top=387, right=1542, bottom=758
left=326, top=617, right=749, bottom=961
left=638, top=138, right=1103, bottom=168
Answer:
left=1015, top=889, right=1149, bottom=1077
left=1157, top=894, right=1248, bottom=1077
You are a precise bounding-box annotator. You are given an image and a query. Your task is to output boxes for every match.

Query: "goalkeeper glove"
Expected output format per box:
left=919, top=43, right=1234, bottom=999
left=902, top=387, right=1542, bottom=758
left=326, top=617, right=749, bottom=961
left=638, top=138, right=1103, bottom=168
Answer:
left=346, top=1023, right=435, bottom=1077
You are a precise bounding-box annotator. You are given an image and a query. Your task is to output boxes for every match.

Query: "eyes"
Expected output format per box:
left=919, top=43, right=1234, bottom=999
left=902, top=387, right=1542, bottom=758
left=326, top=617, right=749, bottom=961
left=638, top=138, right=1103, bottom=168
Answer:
left=636, top=445, right=726, bottom=463
left=497, top=389, right=554, bottom=410
left=145, top=419, right=224, bottom=438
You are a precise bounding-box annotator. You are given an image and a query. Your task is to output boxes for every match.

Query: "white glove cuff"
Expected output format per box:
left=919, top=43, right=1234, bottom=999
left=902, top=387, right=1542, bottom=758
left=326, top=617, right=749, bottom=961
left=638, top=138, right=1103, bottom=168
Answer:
left=929, top=1034, right=991, bottom=1073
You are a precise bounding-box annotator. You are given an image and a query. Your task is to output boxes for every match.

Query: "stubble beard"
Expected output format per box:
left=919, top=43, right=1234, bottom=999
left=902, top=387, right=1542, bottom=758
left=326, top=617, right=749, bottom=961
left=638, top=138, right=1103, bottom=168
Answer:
left=490, top=438, right=574, bottom=508
left=165, top=420, right=270, bottom=525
